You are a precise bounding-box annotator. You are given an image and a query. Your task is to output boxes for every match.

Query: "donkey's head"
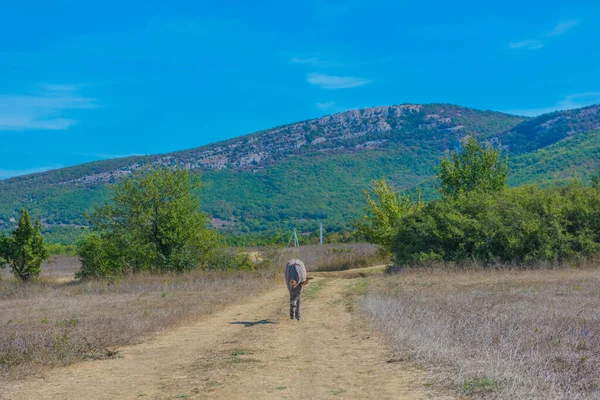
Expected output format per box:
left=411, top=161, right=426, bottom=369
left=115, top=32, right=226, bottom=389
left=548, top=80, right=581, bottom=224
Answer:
left=288, top=278, right=311, bottom=307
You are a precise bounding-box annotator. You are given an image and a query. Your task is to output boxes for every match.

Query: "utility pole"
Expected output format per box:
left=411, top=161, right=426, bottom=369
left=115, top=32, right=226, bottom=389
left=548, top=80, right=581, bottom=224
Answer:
left=320, top=223, right=323, bottom=245
left=288, top=228, right=300, bottom=247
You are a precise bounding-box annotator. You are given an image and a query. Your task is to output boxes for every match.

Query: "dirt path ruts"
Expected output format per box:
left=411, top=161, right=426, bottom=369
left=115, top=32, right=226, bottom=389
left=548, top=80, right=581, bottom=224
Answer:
left=3, top=274, right=451, bottom=399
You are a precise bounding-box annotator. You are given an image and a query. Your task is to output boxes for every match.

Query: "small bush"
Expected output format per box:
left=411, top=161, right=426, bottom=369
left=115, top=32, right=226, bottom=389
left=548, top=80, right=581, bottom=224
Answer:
left=45, top=243, right=78, bottom=256
left=206, top=251, right=256, bottom=271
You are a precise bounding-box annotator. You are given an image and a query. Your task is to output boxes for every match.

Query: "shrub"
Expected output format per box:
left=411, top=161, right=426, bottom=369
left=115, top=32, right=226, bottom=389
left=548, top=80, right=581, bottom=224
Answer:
left=353, top=179, right=422, bottom=251
left=206, top=251, right=256, bottom=271
left=45, top=243, right=78, bottom=256
left=392, top=184, right=600, bottom=265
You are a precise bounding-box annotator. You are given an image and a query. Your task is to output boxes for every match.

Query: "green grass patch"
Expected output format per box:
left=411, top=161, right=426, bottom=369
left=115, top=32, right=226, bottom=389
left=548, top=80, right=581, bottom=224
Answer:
left=231, top=349, right=252, bottom=356
left=461, top=376, right=500, bottom=395
left=303, top=279, right=327, bottom=300
left=230, top=348, right=259, bottom=364
left=329, top=388, right=347, bottom=395
left=347, top=277, right=368, bottom=295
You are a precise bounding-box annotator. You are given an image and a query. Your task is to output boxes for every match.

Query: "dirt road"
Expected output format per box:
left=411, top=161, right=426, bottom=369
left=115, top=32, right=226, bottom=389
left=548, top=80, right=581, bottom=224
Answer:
left=4, top=274, right=450, bottom=399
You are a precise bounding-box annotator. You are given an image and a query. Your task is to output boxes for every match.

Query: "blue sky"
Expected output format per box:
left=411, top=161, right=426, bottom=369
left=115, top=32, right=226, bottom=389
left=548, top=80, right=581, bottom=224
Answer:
left=1, top=0, right=599, bottom=179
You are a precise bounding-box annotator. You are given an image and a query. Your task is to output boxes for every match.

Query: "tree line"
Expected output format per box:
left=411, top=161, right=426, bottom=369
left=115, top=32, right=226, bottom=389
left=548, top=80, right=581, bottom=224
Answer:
left=355, top=137, right=600, bottom=266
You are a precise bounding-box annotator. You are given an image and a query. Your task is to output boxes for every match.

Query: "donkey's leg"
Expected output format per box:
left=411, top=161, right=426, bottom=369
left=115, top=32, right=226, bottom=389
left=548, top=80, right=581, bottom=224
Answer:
left=290, top=304, right=294, bottom=320
left=295, top=296, right=301, bottom=320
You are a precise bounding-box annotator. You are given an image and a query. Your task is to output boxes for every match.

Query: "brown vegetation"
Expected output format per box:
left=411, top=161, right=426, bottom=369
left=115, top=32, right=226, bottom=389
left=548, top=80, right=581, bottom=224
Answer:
left=279, top=243, right=387, bottom=272
left=0, top=255, right=80, bottom=282
left=3, top=270, right=447, bottom=400
left=0, top=257, right=277, bottom=382
left=363, top=264, right=600, bottom=399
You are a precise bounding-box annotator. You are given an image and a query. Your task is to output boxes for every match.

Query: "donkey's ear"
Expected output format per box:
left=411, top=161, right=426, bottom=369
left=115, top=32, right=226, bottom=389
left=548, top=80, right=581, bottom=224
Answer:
left=289, top=279, right=298, bottom=287
left=299, top=278, right=312, bottom=287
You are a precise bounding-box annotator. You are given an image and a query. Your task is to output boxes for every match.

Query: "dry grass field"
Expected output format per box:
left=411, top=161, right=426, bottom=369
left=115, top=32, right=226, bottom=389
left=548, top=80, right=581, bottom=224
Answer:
left=0, top=256, right=278, bottom=382
left=5, top=247, right=600, bottom=399
left=0, top=244, right=380, bottom=384
left=363, top=264, right=600, bottom=399
left=2, top=266, right=448, bottom=400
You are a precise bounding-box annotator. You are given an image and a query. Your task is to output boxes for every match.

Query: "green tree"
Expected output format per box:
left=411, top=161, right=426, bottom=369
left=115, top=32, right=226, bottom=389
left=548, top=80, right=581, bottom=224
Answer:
left=353, top=179, right=422, bottom=250
left=591, top=167, right=600, bottom=188
left=0, top=209, right=49, bottom=281
left=436, top=137, right=508, bottom=198
left=77, top=167, right=219, bottom=278
left=0, top=235, right=9, bottom=270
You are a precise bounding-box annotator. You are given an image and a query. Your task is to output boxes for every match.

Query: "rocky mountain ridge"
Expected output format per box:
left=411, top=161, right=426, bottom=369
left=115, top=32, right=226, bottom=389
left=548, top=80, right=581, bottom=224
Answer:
left=18, top=103, right=524, bottom=187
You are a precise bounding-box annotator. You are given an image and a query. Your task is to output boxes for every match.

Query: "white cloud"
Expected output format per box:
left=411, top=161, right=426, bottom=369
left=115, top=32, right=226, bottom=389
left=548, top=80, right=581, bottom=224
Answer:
left=316, top=101, right=336, bottom=111
left=290, top=54, right=395, bottom=68
left=291, top=57, right=321, bottom=65
left=509, top=39, right=544, bottom=50
left=509, top=19, right=580, bottom=51
left=290, top=56, right=343, bottom=67
left=545, top=20, right=579, bottom=37
left=0, top=84, right=97, bottom=131
left=506, top=92, right=600, bottom=116
left=307, top=73, right=371, bottom=89
left=75, top=152, right=145, bottom=159
left=314, top=101, right=356, bottom=114
left=0, top=164, right=63, bottom=180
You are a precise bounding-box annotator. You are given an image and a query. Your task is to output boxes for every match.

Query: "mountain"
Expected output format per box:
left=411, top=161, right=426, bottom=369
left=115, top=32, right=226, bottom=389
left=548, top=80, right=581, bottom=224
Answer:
left=1, top=103, right=599, bottom=243
left=499, top=105, right=600, bottom=152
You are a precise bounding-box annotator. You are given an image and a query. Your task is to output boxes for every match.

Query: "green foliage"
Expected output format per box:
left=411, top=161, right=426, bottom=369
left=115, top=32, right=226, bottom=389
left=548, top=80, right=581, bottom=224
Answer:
left=392, top=184, right=600, bottom=265
left=205, top=251, right=256, bottom=271
left=0, top=209, right=49, bottom=281
left=508, top=129, right=600, bottom=187
left=45, top=243, right=78, bottom=256
left=0, top=235, right=9, bottom=267
left=501, top=105, right=600, bottom=152
left=435, top=137, right=508, bottom=198
left=461, top=377, right=500, bottom=395
left=77, top=168, right=219, bottom=278
left=353, top=179, right=422, bottom=250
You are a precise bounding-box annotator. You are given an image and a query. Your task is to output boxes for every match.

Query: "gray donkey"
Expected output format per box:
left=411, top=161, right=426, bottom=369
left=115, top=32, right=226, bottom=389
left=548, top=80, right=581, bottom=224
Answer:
left=285, top=259, right=312, bottom=320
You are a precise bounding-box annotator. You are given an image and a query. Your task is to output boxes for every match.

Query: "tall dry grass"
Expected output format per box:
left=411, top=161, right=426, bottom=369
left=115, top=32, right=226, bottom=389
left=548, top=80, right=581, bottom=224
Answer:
left=0, top=255, right=79, bottom=281
left=0, top=257, right=277, bottom=382
left=277, top=243, right=387, bottom=272
left=363, top=265, right=600, bottom=399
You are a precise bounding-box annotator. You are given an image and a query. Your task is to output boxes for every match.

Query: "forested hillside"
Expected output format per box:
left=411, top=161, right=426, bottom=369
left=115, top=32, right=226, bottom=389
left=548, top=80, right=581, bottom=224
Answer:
left=1, top=103, right=599, bottom=243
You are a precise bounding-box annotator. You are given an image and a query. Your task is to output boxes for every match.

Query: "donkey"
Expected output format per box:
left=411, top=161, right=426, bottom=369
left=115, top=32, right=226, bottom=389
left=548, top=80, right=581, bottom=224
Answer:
left=285, top=259, right=312, bottom=320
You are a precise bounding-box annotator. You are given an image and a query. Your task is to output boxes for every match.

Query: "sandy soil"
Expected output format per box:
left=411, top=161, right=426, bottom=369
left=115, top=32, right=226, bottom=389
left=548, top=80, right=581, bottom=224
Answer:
left=3, top=272, right=451, bottom=400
